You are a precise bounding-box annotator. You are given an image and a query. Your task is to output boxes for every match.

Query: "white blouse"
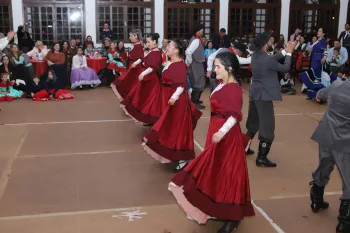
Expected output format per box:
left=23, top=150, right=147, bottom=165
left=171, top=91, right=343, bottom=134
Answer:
left=72, top=55, right=87, bottom=70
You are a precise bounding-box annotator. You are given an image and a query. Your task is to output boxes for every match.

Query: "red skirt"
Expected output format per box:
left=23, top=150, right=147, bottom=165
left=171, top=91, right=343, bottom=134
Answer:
left=142, top=93, right=203, bottom=162
left=121, top=72, right=163, bottom=124
left=169, top=117, right=255, bottom=224
left=112, top=65, right=143, bottom=100
left=32, top=89, right=74, bottom=101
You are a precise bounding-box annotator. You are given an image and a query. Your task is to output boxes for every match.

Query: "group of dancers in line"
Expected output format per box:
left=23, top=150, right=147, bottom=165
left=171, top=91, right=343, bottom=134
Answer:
left=107, top=26, right=350, bottom=233
left=108, top=27, right=253, bottom=233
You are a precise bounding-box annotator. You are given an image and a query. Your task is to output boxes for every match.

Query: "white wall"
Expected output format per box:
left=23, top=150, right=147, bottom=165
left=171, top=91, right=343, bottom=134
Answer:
left=219, top=0, right=229, bottom=34
left=11, top=0, right=24, bottom=30
left=338, top=0, right=349, bottom=37
left=11, top=0, right=24, bottom=44
left=280, top=0, right=290, bottom=40
left=154, top=0, right=164, bottom=46
left=84, top=0, right=97, bottom=42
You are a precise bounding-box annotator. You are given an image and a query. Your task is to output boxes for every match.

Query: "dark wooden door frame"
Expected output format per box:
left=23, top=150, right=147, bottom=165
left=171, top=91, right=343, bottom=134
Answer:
left=289, top=2, right=340, bottom=38
left=96, top=0, right=155, bottom=42
left=164, top=0, right=219, bottom=39
left=228, top=2, right=281, bottom=39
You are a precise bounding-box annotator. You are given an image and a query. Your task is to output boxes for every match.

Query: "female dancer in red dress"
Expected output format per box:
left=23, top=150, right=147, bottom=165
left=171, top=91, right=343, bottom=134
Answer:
left=121, top=33, right=163, bottom=125
left=141, top=39, right=202, bottom=172
left=169, top=52, right=255, bottom=233
left=111, top=29, right=144, bottom=101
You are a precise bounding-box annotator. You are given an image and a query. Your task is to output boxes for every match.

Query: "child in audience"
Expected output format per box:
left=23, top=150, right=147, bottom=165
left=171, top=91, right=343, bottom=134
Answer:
left=280, top=73, right=296, bottom=95
left=30, top=76, right=46, bottom=101
left=32, top=70, right=74, bottom=100
left=103, top=42, right=127, bottom=86
left=70, top=47, right=101, bottom=89
left=0, top=73, right=25, bottom=101
left=330, top=47, right=342, bottom=74
left=106, top=42, right=127, bottom=75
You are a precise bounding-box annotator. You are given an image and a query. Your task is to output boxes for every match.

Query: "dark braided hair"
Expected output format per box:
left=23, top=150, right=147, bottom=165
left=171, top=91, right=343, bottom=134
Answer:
left=215, top=52, right=241, bottom=85
left=147, top=33, right=160, bottom=44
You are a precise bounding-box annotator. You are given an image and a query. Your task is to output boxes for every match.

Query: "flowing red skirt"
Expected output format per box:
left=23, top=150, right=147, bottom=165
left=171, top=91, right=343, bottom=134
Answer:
left=112, top=65, right=143, bottom=100
left=121, top=72, right=163, bottom=124
left=32, top=89, right=74, bottom=101
left=169, top=116, right=255, bottom=224
left=142, top=93, right=202, bottom=162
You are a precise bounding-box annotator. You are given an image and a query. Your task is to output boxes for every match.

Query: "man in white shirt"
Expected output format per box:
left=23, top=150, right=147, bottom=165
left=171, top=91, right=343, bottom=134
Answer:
left=326, top=39, right=348, bottom=71
left=161, top=39, right=169, bottom=65
left=185, top=24, right=206, bottom=109
left=206, top=42, right=252, bottom=92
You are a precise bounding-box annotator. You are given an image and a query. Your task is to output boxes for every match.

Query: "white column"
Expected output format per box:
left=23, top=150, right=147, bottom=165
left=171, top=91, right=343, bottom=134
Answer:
left=219, top=0, right=229, bottom=33
left=11, top=0, right=24, bottom=30
left=338, top=0, right=349, bottom=37
left=280, top=0, right=290, bottom=40
left=11, top=0, right=24, bottom=44
left=84, top=0, right=97, bottom=42
left=154, top=0, right=164, bottom=46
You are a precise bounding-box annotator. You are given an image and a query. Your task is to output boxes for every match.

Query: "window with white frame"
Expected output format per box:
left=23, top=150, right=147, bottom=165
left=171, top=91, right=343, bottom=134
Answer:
left=229, top=0, right=281, bottom=40
left=23, top=0, right=84, bottom=46
left=0, top=1, right=12, bottom=35
left=97, top=0, right=154, bottom=42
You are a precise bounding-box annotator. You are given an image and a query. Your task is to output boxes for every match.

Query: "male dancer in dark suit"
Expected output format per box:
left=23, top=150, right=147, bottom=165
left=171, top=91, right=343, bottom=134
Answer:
left=245, top=31, right=295, bottom=167
left=309, top=64, right=350, bottom=233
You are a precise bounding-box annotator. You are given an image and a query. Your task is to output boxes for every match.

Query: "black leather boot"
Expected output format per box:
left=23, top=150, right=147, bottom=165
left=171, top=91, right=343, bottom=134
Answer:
left=336, top=200, right=350, bottom=233
left=217, top=221, right=240, bottom=233
left=191, top=88, right=198, bottom=102
left=256, top=141, right=276, bottom=167
left=191, top=89, right=205, bottom=109
left=245, top=132, right=255, bottom=155
left=309, top=181, right=329, bottom=213
left=197, top=91, right=203, bottom=104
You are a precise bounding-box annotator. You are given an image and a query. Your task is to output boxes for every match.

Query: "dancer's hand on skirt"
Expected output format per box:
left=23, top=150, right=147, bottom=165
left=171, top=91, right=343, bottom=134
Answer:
left=212, top=132, right=225, bottom=143
left=168, top=98, right=176, bottom=105
left=138, top=74, right=144, bottom=81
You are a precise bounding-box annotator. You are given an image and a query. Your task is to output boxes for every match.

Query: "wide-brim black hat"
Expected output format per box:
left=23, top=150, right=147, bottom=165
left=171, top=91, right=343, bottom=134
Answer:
left=249, top=30, right=272, bottom=52
left=193, top=24, right=205, bottom=34
left=233, top=42, right=248, bottom=54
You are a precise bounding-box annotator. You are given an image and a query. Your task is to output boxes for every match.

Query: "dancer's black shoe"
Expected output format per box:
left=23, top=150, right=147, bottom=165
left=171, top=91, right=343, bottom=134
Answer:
left=336, top=200, right=350, bottom=233
left=217, top=221, right=240, bottom=233
left=309, top=181, right=329, bottom=213
left=256, top=141, right=276, bottom=167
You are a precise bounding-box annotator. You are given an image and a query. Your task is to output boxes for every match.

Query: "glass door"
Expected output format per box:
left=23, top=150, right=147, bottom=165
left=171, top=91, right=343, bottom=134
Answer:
left=56, top=5, right=83, bottom=43
left=24, top=4, right=84, bottom=47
